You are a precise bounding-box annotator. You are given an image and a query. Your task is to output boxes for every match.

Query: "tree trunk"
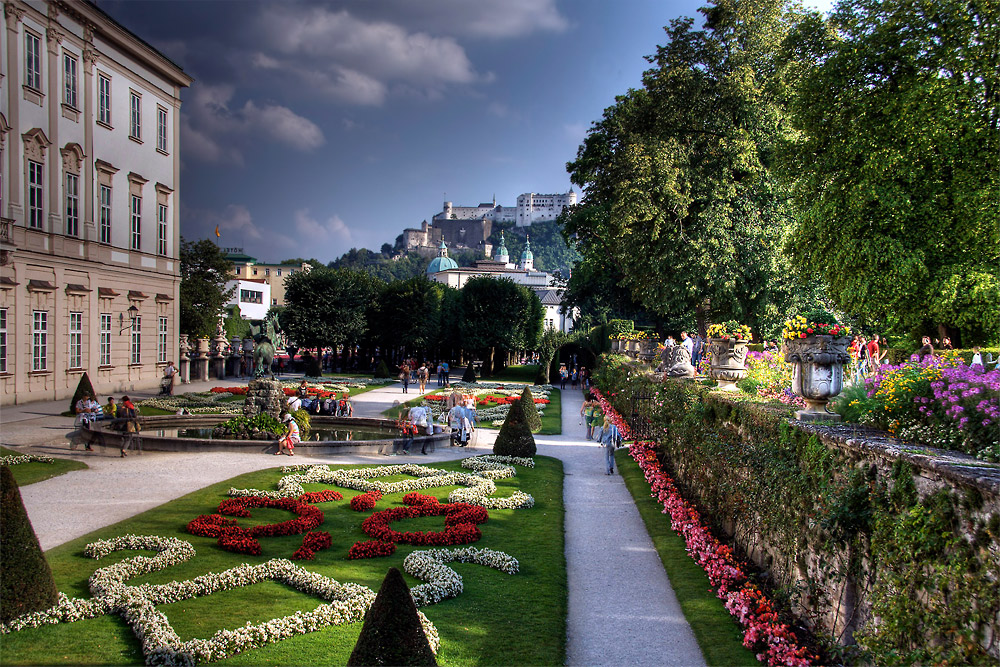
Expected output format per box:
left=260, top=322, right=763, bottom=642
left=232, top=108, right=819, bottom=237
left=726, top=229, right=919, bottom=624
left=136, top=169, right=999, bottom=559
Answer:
left=695, top=300, right=710, bottom=340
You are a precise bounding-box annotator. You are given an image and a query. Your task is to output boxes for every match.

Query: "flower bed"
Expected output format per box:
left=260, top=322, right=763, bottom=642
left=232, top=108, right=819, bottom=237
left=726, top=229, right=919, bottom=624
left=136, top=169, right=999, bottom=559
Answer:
left=404, top=546, right=519, bottom=607
left=349, top=490, right=383, bottom=512
left=230, top=460, right=535, bottom=510
left=595, top=392, right=815, bottom=666
left=355, top=500, right=488, bottom=553
left=0, top=453, right=55, bottom=466
left=0, top=533, right=441, bottom=664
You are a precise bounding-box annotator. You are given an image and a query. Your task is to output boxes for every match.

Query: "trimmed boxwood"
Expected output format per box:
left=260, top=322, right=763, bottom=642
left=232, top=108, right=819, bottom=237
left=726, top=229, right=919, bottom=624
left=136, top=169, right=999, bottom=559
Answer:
left=1, top=466, right=59, bottom=623
left=493, top=396, right=536, bottom=457
left=462, top=363, right=477, bottom=383
left=520, top=386, right=542, bottom=431
left=347, top=567, right=436, bottom=666
left=68, top=372, right=97, bottom=414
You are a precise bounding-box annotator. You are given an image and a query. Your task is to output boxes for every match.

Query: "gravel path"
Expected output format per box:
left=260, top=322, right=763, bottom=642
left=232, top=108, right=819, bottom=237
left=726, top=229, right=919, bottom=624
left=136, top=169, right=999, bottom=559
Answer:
left=8, top=377, right=704, bottom=666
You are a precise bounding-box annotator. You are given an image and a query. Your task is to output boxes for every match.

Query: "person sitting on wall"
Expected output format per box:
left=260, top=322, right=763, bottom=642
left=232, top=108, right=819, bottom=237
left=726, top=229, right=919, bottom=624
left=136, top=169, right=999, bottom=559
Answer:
left=275, top=412, right=299, bottom=456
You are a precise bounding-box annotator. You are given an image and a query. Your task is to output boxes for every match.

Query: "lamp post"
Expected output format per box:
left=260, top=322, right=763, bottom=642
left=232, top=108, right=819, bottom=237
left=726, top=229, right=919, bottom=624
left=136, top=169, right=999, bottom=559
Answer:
left=118, top=304, right=139, bottom=334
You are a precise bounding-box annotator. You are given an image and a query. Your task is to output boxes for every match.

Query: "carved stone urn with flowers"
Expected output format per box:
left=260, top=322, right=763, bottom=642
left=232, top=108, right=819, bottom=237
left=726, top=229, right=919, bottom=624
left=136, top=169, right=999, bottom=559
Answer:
left=707, top=321, right=752, bottom=391
left=781, top=315, right=851, bottom=421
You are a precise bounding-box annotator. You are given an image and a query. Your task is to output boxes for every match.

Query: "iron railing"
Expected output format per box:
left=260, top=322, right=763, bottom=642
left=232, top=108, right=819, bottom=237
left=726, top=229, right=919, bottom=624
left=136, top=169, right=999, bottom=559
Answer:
left=629, top=392, right=657, bottom=440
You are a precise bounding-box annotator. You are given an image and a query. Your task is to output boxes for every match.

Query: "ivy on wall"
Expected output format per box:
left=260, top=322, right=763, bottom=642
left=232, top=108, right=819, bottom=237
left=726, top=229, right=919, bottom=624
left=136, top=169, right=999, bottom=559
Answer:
left=595, top=358, right=1000, bottom=665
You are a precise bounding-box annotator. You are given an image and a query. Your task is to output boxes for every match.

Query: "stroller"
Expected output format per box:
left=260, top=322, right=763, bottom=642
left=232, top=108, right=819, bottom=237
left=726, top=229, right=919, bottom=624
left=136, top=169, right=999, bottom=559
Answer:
left=158, top=375, right=173, bottom=395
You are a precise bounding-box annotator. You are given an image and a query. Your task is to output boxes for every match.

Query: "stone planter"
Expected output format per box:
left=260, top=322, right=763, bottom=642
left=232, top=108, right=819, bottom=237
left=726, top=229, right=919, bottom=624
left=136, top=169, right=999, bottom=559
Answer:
left=195, top=337, right=210, bottom=357
left=611, top=338, right=622, bottom=353
left=638, top=339, right=659, bottom=363
left=708, top=337, right=749, bottom=391
left=783, top=335, right=851, bottom=422
left=628, top=340, right=641, bottom=355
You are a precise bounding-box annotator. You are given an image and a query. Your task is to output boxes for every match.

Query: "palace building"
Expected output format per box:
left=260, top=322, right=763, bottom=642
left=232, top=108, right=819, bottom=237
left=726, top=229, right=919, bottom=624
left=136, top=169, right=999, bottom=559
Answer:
left=0, top=0, right=191, bottom=405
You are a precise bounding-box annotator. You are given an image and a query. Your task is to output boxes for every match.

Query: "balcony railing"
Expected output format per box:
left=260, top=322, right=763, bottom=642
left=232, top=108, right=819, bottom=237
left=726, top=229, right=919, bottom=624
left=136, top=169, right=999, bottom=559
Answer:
left=0, top=217, right=11, bottom=243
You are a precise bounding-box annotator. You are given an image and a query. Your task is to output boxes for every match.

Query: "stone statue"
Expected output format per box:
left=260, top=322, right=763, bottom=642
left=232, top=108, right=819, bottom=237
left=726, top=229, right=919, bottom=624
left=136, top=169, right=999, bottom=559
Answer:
left=662, top=345, right=696, bottom=378
left=249, top=312, right=280, bottom=379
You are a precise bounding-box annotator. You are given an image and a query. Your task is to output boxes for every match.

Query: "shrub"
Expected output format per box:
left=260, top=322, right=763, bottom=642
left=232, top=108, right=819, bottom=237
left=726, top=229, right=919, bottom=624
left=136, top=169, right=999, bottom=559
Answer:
left=493, top=395, right=536, bottom=457
left=291, top=408, right=311, bottom=440
left=462, top=363, right=477, bottom=383
left=374, top=359, right=392, bottom=379
left=68, top=372, right=97, bottom=414
left=1, top=466, right=59, bottom=623
left=607, top=319, right=634, bottom=339
left=212, top=413, right=285, bottom=440
left=347, top=567, right=437, bottom=666
left=520, top=386, right=542, bottom=431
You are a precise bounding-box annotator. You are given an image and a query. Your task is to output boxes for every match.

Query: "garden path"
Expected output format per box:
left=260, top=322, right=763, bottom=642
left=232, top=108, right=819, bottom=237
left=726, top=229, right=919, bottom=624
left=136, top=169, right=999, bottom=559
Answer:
left=536, top=387, right=706, bottom=667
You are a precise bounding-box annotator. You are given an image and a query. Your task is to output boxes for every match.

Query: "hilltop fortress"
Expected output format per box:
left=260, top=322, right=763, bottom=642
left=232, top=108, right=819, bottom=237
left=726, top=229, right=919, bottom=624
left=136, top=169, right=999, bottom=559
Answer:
left=402, top=191, right=577, bottom=255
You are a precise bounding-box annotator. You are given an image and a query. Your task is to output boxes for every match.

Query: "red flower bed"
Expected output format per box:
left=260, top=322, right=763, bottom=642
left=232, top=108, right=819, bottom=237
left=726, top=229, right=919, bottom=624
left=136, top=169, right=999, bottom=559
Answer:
left=188, top=496, right=327, bottom=555
left=299, top=489, right=343, bottom=503
left=359, top=502, right=488, bottom=549
left=211, top=386, right=248, bottom=395
left=292, top=531, right=332, bottom=560
left=402, top=492, right=439, bottom=506
left=347, top=540, right=397, bottom=559
left=350, top=490, right=383, bottom=512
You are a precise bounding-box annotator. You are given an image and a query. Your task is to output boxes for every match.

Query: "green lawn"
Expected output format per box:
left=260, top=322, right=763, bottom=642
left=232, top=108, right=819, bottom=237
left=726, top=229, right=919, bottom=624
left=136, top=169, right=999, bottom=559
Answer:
left=1, top=446, right=88, bottom=486
left=2, top=457, right=567, bottom=666
left=616, top=449, right=758, bottom=667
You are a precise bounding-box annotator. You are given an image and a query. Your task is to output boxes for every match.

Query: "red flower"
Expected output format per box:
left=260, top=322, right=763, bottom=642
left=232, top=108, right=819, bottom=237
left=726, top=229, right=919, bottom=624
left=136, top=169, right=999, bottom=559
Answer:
left=350, top=490, right=383, bottom=512
left=347, top=540, right=396, bottom=559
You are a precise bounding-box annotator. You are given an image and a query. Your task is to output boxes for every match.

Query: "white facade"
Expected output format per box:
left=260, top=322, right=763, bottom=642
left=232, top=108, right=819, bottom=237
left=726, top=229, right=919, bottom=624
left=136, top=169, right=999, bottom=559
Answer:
left=225, top=279, right=270, bottom=320
left=0, top=0, right=191, bottom=404
left=515, top=190, right=577, bottom=226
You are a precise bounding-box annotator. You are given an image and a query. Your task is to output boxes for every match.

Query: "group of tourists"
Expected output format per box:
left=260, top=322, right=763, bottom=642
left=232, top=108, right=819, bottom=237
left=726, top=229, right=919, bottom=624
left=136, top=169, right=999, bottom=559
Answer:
left=664, top=331, right=706, bottom=368
left=72, top=392, right=140, bottom=457
left=558, top=364, right=590, bottom=390
left=398, top=359, right=451, bottom=394
left=579, top=392, right=621, bottom=475
left=287, top=380, right=354, bottom=417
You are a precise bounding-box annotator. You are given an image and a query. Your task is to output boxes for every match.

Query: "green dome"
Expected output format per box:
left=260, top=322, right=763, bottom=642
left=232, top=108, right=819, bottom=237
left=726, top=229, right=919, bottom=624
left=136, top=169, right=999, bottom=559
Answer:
left=427, top=256, right=459, bottom=274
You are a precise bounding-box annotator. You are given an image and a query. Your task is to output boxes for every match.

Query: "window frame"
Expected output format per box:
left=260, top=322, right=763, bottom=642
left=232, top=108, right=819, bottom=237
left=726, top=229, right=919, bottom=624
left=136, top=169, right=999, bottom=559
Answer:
left=0, top=308, right=7, bottom=373
left=130, top=315, right=141, bottom=365
left=129, top=91, right=142, bottom=140
left=157, top=203, right=168, bottom=256
left=99, top=184, right=112, bottom=243
left=130, top=194, right=141, bottom=250
left=65, top=172, right=80, bottom=236
left=156, top=106, right=168, bottom=153
left=157, top=316, right=168, bottom=363
left=98, top=73, right=112, bottom=125
left=25, top=31, right=41, bottom=90
left=32, top=310, right=48, bottom=372
left=28, top=159, right=43, bottom=229
left=99, top=313, right=112, bottom=366
left=63, top=53, right=78, bottom=108
left=69, top=311, right=83, bottom=369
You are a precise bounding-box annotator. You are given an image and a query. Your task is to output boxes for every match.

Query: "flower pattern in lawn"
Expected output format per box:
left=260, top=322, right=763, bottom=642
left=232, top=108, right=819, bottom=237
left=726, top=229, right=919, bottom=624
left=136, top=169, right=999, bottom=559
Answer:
left=0, top=534, right=440, bottom=665
left=0, top=453, right=55, bottom=466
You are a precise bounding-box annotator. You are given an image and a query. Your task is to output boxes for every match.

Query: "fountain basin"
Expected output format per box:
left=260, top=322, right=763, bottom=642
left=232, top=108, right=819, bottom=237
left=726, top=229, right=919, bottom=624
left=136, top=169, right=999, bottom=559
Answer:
left=82, top=415, right=448, bottom=456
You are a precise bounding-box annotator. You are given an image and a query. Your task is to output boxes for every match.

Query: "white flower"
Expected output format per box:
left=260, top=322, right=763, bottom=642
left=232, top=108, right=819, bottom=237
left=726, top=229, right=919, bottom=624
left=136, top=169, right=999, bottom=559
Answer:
left=404, top=547, right=520, bottom=607
left=0, top=453, right=55, bottom=466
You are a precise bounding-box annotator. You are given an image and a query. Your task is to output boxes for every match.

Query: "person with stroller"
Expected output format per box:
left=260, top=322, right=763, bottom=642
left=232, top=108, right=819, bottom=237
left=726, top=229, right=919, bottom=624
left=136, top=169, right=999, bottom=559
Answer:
left=159, top=361, right=176, bottom=395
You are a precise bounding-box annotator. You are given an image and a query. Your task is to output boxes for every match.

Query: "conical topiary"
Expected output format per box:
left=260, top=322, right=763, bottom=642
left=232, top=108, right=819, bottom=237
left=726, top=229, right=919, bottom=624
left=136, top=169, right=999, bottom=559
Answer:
left=1, top=466, right=59, bottom=623
left=462, top=363, right=477, bottom=383
left=520, top=386, right=542, bottom=431
left=347, top=567, right=437, bottom=666
left=374, top=359, right=392, bottom=379
left=68, top=372, right=97, bottom=414
left=493, top=394, right=536, bottom=457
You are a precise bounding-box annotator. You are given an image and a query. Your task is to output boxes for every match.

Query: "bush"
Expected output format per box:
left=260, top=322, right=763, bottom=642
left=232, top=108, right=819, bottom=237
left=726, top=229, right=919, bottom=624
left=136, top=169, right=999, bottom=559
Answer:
left=520, top=386, right=542, bottom=431
left=212, top=413, right=285, bottom=440
left=292, top=408, right=311, bottom=440
left=462, top=363, right=477, bottom=383
left=347, top=566, right=436, bottom=666
left=374, top=359, right=392, bottom=379
left=68, top=372, right=97, bottom=414
left=493, top=395, right=536, bottom=457
left=1, top=465, right=59, bottom=623
left=607, top=319, right=634, bottom=339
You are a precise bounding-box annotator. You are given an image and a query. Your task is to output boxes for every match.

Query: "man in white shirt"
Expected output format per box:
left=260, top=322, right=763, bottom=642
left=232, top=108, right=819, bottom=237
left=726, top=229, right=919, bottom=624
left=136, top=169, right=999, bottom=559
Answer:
left=681, top=331, right=694, bottom=355
left=287, top=394, right=302, bottom=412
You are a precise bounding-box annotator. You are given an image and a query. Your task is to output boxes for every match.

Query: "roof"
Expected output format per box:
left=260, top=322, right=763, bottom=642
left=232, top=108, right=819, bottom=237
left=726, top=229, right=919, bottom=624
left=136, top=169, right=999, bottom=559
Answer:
left=533, top=288, right=564, bottom=306
left=427, top=256, right=459, bottom=274
left=224, top=252, right=258, bottom=263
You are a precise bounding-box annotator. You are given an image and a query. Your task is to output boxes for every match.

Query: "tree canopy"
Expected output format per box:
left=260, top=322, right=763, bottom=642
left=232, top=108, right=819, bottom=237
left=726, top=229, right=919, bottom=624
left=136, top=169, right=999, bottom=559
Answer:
left=780, top=0, right=1000, bottom=344
left=563, top=0, right=802, bottom=336
left=179, top=238, right=235, bottom=338
left=460, top=276, right=544, bottom=374
left=282, top=268, right=383, bottom=351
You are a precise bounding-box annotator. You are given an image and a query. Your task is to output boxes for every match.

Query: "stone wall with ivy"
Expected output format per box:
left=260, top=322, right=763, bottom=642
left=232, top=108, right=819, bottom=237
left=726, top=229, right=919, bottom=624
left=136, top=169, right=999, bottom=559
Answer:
left=596, top=364, right=999, bottom=665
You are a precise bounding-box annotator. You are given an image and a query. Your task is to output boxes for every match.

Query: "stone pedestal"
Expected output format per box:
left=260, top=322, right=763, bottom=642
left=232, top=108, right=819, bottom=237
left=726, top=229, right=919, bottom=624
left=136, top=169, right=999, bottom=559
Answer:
left=242, top=379, right=289, bottom=419
left=178, top=334, right=191, bottom=384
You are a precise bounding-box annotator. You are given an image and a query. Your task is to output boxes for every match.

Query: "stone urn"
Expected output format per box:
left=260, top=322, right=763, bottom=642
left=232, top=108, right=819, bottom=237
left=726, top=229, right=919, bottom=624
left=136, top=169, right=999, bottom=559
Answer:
left=708, top=337, right=749, bottom=391
left=178, top=333, right=190, bottom=358
left=194, top=337, right=210, bottom=358
left=783, top=335, right=851, bottom=422
left=629, top=340, right=641, bottom=355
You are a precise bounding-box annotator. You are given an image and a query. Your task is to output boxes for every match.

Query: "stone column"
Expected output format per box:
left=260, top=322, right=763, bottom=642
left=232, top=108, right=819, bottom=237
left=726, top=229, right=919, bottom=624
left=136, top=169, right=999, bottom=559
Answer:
left=5, top=3, right=24, bottom=219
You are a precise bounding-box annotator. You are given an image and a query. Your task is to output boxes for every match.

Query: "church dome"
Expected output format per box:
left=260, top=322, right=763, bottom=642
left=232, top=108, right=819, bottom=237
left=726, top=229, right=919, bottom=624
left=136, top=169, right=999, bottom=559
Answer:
left=427, top=255, right=459, bottom=273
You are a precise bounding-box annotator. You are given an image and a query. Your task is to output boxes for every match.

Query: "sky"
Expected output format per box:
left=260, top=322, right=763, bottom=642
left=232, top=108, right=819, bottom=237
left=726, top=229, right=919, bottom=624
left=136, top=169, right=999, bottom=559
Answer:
left=103, top=0, right=834, bottom=264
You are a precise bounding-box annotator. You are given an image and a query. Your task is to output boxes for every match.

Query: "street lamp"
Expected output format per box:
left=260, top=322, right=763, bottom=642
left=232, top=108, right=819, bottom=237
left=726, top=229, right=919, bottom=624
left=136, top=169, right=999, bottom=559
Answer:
left=119, top=304, right=140, bottom=334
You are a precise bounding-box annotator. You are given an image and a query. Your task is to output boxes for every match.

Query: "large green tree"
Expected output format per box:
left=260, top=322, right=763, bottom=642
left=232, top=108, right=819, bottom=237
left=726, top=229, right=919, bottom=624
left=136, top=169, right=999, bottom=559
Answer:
left=282, top=268, right=383, bottom=354
left=781, top=0, right=1000, bottom=344
left=459, top=276, right=544, bottom=375
left=179, top=238, right=235, bottom=337
left=368, top=277, right=443, bottom=356
left=564, top=0, right=802, bottom=336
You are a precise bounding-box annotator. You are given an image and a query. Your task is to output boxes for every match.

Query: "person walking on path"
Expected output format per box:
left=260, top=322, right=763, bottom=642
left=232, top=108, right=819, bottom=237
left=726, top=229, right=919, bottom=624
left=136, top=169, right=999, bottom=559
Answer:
left=399, top=362, right=410, bottom=393
left=580, top=393, right=599, bottom=440
left=417, top=363, right=429, bottom=393
left=600, top=415, right=621, bottom=475
left=559, top=364, right=569, bottom=389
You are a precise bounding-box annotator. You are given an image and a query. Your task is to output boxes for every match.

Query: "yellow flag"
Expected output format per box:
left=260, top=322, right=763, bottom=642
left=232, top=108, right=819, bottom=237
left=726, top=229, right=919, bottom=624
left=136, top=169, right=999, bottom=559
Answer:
left=214, top=225, right=220, bottom=238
